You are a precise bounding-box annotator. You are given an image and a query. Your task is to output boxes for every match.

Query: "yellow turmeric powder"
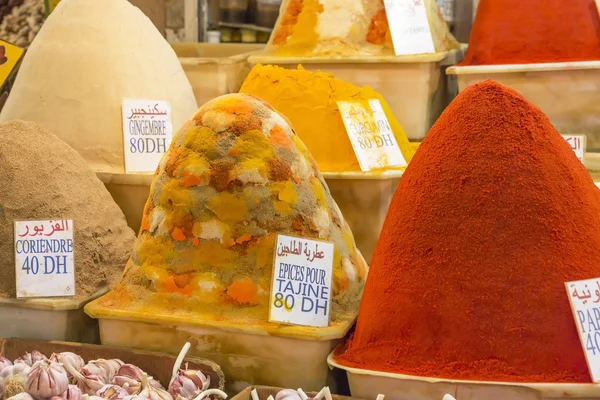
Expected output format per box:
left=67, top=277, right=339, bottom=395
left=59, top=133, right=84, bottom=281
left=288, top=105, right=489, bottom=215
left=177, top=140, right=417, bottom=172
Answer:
left=240, top=64, right=415, bottom=172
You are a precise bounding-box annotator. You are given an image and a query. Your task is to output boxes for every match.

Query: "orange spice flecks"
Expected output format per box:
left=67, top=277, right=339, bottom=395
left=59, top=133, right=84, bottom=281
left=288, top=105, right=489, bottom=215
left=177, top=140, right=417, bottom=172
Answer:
left=236, top=234, right=253, bottom=244
left=269, top=125, right=292, bottom=148
left=181, top=170, right=202, bottom=187
left=272, top=0, right=304, bottom=45
left=366, top=7, right=389, bottom=45
left=226, top=277, right=259, bottom=304
left=171, top=227, right=186, bottom=241
left=161, top=275, right=193, bottom=296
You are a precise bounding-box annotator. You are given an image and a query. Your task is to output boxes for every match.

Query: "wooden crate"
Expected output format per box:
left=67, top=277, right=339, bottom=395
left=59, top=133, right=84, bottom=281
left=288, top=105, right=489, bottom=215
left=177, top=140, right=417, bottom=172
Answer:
left=0, top=337, right=225, bottom=390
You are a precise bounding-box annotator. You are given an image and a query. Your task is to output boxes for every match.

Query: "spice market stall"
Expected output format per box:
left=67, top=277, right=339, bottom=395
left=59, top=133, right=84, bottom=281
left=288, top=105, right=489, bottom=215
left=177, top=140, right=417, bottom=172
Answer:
left=330, top=81, right=600, bottom=399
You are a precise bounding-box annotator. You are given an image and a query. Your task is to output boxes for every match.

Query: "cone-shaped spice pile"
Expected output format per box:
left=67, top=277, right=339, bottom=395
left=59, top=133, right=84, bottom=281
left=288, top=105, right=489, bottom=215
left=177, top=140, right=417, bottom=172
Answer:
left=335, top=80, right=600, bottom=382
left=86, top=94, right=367, bottom=333
left=460, top=0, right=600, bottom=65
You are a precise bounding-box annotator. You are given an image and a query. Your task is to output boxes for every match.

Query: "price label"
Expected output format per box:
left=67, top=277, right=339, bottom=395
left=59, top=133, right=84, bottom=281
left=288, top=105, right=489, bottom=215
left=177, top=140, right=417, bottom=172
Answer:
left=563, top=135, right=586, bottom=162
left=338, top=99, right=407, bottom=171
left=269, top=234, right=334, bottom=327
left=383, top=0, right=435, bottom=55
left=122, top=99, right=173, bottom=173
left=44, top=0, right=62, bottom=15
left=14, top=220, right=75, bottom=298
left=566, top=278, right=600, bottom=381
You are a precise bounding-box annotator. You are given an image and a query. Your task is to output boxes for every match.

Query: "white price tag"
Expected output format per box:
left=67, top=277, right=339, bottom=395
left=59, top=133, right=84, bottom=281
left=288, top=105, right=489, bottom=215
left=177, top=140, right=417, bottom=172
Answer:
left=338, top=99, right=407, bottom=171
left=562, top=135, right=586, bottom=162
left=14, top=220, right=75, bottom=298
left=566, top=277, right=600, bottom=382
left=122, top=99, right=173, bottom=173
left=269, top=234, right=334, bottom=327
left=383, top=0, right=435, bottom=55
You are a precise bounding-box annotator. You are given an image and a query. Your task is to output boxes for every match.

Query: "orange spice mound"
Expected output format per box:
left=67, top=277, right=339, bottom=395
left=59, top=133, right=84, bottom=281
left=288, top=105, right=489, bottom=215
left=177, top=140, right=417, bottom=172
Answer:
left=272, top=0, right=304, bottom=45
left=366, top=8, right=390, bottom=46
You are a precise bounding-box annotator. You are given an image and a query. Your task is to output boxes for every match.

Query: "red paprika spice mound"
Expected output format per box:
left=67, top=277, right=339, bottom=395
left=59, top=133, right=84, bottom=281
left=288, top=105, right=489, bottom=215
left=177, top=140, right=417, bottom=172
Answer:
left=459, top=0, right=600, bottom=65
left=335, top=80, right=600, bottom=383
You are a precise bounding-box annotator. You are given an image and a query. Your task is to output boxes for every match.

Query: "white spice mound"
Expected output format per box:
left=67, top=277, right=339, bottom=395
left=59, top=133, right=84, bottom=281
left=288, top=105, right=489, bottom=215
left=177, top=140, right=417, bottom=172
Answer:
left=0, top=120, right=136, bottom=300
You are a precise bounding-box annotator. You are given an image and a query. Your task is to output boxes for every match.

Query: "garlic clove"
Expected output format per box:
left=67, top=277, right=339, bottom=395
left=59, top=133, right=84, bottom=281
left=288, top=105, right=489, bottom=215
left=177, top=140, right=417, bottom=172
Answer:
left=0, top=357, right=13, bottom=374
left=190, top=389, right=227, bottom=400
left=167, top=369, right=210, bottom=400
left=112, top=366, right=162, bottom=395
left=63, top=385, right=84, bottom=400
left=26, top=359, right=69, bottom=400
left=14, top=352, right=47, bottom=367
left=59, top=356, right=104, bottom=396
left=50, top=354, right=85, bottom=378
left=81, top=361, right=123, bottom=385
left=96, top=385, right=128, bottom=400
left=81, top=396, right=104, bottom=400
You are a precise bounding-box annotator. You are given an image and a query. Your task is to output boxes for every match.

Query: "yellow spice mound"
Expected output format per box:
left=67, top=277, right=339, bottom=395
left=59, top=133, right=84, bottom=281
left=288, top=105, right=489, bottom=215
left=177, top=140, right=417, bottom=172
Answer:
left=240, top=64, right=414, bottom=172
left=266, top=0, right=460, bottom=57
left=85, top=93, right=368, bottom=335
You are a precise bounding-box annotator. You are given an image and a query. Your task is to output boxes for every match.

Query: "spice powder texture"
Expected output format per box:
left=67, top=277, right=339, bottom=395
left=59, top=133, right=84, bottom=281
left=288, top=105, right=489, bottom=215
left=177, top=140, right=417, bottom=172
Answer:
left=240, top=64, right=415, bottom=172
left=0, top=120, right=135, bottom=300
left=87, top=93, right=368, bottom=331
left=335, top=80, right=600, bottom=383
left=460, top=0, right=600, bottom=65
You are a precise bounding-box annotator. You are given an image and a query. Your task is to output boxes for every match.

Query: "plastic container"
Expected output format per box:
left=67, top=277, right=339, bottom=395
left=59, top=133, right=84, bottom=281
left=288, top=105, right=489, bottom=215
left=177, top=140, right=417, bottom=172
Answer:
left=0, top=288, right=107, bottom=343
left=447, top=61, right=600, bottom=154
left=322, top=170, right=403, bottom=263
left=172, top=43, right=264, bottom=107
left=256, top=0, right=281, bottom=28
left=85, top=306, right=353, bottom=394
left=328, top=352, right=600, bottom=400
left=248, top=53, right=448, bottom=141
left=220, top=0, right=249, bottom=23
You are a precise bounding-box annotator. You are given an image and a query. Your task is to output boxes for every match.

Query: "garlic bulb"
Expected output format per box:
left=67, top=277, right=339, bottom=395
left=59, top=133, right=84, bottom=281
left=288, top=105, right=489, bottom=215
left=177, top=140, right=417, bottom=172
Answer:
left=60, top=356, right=104, bottom=395
left=81, top=396, right=104, bottom=400
left=0, top=357, right=13, bottom=374
left=14, top=352, right=47, bottom=367
left=50, top=354, right=85, bottom=377
left=112, top=366, right=162, bottom=395
left=167, top=367, right=209, bottom=400
left=81, top=361, right=123, bottom=384
left=97, top=385, right=128, bottom=400
left=7, top=393, right=34, bottom=400
left=0, top=363, right=31, bottom=399
left=26, top=359, right=69, bottom=400
left=124, top=373, right=171, bottom=400
left=167, top=343, right=209, bottom=400
left=275, top=390, right=302, bottom=400
left=58, top=385, right=84, bottom=400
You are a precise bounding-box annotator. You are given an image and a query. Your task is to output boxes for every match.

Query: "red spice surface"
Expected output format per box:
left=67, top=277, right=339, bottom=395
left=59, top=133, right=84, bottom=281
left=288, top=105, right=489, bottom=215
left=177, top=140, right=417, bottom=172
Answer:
left=460, top=0, right=600, bottom=65
left=335, top=80, right=600, bottom=383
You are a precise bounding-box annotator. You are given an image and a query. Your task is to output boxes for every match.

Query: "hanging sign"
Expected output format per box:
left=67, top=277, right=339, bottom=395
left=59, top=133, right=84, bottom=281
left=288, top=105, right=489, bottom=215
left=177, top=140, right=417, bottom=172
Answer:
left=122, top=99, right=173, bottom=173
left=338, top=99, right=407, bottom=171
left=14, top=220, right=75, bottom=298
left=269, top=234, right=334, bottom=327
left=562, top=135, right=586, bottom=162
left=566, top=277, right=600, bottom=382
left=383, top=0, right=435, bottom=55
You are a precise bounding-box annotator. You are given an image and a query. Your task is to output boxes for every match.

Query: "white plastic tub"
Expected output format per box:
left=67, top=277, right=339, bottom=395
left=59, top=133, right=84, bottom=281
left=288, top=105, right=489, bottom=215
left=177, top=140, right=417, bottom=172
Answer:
left=447, top=61, right=600, bottom=153
left=248, top=53, right=449, bottom=141
left=0, top=288, right=106, bottom=343
left=328, top=352, right=600, bottom=400
left=88, top=314, right=351, bottom=393
left=323, top=170, right=403, bottom=263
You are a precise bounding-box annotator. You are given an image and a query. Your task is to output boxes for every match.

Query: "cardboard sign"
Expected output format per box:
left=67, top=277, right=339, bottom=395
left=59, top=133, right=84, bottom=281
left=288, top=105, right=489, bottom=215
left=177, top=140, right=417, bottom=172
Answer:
left=122, top=99, right=173, bottom=173
left=338, top=99, right=407, bottom=171
left=383, top=0, right=435, bottom=55
left=14, top=220, right=75, bottom=298
left=563, top=135, right=586, bottom=162
left=269, top=235, right=334, bottom=327
left=566, top=277, right=600, bottom=381
left=45, top=0, right=62, bottom=15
